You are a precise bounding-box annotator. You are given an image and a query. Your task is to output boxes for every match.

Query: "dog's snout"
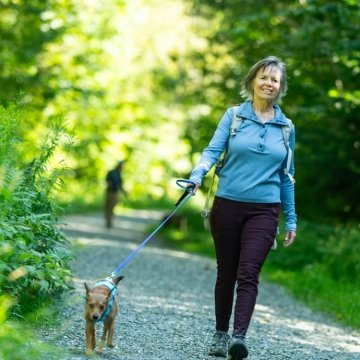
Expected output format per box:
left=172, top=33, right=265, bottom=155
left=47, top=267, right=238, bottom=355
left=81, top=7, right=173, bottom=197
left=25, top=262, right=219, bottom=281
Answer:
left=92, top=314, right=99, bottom=320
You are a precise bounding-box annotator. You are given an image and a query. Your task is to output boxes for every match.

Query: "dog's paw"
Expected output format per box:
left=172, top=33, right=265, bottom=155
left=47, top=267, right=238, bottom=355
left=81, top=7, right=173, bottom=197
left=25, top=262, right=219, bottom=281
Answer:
left=85, top=349, right=93, bottom=356
left=107, top=342, right=115, bottom=348
left=97, top=339, right=107, bottom=353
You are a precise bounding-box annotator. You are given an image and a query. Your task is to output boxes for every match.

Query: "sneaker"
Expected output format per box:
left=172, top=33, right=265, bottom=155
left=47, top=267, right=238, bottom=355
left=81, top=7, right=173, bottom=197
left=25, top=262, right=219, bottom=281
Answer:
left=209, top=331, right=230, bottom=357
left=227, top=336, right=248, bottom=359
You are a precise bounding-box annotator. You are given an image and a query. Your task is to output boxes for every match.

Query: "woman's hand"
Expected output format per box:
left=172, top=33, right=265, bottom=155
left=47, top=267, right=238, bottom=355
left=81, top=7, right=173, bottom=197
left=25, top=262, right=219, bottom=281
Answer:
left=186, top=181, right=199, bottom=194
left=283, top=230, right=296, bottom=247
left=191, top=183, right=200, bottom=194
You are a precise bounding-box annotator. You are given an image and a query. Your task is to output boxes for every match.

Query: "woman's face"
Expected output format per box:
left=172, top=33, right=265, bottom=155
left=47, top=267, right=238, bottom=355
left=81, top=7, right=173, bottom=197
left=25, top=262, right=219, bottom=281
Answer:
left=252, top=66, right=282, bottom=103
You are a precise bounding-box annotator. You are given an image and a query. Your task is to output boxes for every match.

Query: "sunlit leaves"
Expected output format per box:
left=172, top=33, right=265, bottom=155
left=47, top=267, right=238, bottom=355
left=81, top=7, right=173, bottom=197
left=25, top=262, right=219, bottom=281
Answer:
left=182, top=0, right=360, bottom=220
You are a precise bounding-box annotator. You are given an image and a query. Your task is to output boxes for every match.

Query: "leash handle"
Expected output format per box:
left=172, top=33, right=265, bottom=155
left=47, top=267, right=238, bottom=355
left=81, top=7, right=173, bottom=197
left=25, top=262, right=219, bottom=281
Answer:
left=175, top=179, right=196, bottom=206
left=176, top=179, right=196, bottom=190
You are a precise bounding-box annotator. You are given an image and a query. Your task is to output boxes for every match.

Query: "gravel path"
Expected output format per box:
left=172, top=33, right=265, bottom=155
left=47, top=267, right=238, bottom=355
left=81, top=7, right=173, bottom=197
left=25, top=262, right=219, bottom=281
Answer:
left=40, top=211, right=360, bottom=359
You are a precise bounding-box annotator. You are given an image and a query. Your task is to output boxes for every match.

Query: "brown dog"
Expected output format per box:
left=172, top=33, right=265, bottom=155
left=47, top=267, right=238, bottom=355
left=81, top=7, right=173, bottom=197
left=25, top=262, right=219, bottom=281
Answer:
left=84, top=275, right=124, bottom=356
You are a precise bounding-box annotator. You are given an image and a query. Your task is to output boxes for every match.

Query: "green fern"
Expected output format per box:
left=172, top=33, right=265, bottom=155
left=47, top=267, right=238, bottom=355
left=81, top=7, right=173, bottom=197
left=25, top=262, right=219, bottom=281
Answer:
left=0, top=104, right=74, bottom=318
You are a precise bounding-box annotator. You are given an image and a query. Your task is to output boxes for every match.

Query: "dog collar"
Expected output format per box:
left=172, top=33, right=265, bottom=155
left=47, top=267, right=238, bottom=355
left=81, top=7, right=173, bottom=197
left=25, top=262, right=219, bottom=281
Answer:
left=94, top=277, right=118, bottom=322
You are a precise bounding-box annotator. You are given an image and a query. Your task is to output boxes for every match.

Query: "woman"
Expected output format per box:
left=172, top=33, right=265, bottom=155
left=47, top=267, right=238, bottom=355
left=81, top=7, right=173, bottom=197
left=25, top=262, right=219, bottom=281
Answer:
left=189, top=56, right=297, bottom=359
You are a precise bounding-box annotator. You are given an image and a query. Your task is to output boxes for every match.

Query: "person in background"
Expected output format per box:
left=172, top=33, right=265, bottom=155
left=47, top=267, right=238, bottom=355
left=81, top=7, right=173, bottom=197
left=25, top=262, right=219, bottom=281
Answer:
left=104, top=160, right=125, bottom=228
left=189, top=56, right=297, bottom=359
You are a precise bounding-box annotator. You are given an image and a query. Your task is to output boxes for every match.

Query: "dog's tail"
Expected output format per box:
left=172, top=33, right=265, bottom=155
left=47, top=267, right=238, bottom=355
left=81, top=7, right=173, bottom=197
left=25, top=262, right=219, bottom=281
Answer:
left=111, top=275, right=124, bottom=286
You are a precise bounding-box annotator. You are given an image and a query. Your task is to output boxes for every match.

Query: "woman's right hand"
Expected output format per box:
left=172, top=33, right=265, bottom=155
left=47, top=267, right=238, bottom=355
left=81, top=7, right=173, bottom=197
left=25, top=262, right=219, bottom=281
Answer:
left=188, top=182, right=200, bottom=194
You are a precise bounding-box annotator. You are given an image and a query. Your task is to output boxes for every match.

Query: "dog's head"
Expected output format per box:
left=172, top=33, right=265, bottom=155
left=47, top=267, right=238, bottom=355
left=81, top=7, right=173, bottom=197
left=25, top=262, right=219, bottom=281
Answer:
left=84, top=275, right=124, bottom=321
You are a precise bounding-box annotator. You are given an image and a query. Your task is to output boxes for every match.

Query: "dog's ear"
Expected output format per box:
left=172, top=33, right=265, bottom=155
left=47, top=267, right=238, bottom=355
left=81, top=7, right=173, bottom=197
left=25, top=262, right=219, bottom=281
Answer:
left=84, top=282, right=91, bottom=297
left=112, top=275, right=124, bottom=286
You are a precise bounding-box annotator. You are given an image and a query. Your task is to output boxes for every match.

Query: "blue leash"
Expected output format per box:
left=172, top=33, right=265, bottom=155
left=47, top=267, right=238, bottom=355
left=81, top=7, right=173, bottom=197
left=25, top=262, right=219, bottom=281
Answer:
left=111, top=180, right=195, bottom=278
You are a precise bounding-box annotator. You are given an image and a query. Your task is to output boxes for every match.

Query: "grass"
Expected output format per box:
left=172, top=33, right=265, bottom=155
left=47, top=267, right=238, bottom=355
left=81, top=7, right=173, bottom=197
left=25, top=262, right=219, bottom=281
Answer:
left=0, top=296, right=67, bottom=360
left=262, top=262, right=360, bottom=329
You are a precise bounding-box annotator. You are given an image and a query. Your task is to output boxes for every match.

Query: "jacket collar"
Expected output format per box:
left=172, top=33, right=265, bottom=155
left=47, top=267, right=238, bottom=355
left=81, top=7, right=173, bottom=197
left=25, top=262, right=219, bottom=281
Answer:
left=236, top=100, right=288, bottom=126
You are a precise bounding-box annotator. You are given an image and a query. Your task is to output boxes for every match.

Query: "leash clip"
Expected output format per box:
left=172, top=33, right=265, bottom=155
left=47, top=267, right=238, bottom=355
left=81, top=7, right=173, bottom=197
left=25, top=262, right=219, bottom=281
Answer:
left=200, top=209, right=210, bottom=219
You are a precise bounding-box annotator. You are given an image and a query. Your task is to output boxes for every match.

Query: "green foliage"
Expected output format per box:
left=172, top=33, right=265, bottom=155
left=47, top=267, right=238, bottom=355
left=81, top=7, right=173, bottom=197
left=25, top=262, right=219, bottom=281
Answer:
left=324, top=226, right=360, bottom=281
left=0, top=104, right=73, bottom=317
left=0, top=296, right=63, bottom=360
left=0, top=0, right=73, bottom=105
left=181, top=0, right=360, bottom=221
left=264, top=263, right=360, bottom=329
left=0, top=0, right=199, bottom=207
left=0, top=0, right=359, bottom=331
left=159, top=205, right=215, bottom=257
left=264, top=222, right=360, bottom=328
left=0, top=0, right=359, bottom=222
left=265, top=220, right=360, bottom=284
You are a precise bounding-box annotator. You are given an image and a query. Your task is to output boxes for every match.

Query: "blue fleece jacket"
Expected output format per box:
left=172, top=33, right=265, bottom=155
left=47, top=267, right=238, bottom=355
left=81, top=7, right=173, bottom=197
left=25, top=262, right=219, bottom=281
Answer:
left=190, top=100, right=297, bottom=231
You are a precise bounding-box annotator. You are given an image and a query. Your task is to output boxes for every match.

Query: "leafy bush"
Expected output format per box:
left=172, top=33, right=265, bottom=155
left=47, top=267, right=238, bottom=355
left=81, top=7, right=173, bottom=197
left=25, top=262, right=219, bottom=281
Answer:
left=0, top=296, right=62, bottom=360
left=0, top=104, right=73, bottom=316
left=266, top=219, right=360, bottom=284
left=321, top=225, right=360, bottom=282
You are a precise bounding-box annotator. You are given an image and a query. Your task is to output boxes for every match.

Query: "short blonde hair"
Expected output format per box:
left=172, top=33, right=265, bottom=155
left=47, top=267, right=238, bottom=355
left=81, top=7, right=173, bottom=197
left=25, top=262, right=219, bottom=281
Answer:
left=240, top=56, right=288, bottom=103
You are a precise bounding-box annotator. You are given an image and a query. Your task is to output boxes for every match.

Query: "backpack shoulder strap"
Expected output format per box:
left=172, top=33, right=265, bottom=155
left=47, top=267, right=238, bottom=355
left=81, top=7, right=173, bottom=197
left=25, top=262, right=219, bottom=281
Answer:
left=281, top=117, right=295, bottom=184
left=230, top=105, right=244, bottom=136
left=281, top=117, right=292, bottom=149
left=202, top=105, right=243, bottom=228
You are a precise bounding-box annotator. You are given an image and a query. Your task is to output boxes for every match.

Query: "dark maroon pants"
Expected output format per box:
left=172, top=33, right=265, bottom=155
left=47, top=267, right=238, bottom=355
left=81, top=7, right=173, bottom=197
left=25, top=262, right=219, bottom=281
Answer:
left=210, top=196, right=280, bottom=336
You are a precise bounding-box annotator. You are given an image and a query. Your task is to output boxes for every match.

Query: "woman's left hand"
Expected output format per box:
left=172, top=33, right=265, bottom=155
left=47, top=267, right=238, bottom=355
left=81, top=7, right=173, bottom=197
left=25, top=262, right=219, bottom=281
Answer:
left=283, top=231, right=296, bottom=247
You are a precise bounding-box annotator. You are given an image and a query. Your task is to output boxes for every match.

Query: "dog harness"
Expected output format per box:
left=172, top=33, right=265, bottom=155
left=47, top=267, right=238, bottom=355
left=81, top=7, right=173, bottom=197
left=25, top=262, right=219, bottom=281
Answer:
left=94, top=277, right=118, bottom=322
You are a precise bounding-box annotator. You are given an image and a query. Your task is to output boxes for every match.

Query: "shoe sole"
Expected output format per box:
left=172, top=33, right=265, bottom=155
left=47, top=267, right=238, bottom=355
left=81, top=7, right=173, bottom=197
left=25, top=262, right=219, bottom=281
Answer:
left=227, top=341, right=248, bottom=360
left=209, top=350, right=227, bottom=357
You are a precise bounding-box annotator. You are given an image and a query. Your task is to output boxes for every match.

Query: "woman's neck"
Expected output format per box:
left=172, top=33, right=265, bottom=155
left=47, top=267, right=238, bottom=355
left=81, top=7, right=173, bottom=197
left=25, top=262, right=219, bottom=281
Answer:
left=252, top=99, right=273, bottom=112
left=252, top=100, right=274, bottom=122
